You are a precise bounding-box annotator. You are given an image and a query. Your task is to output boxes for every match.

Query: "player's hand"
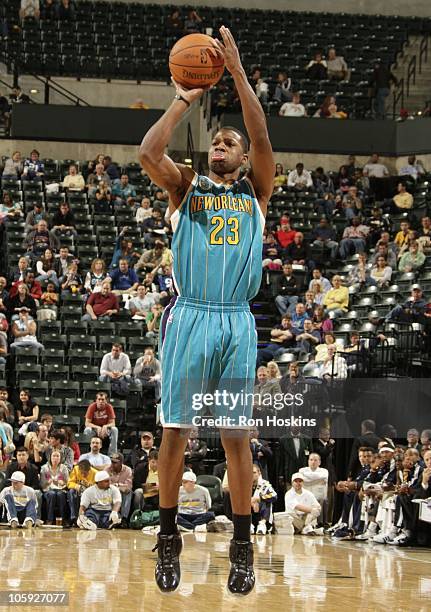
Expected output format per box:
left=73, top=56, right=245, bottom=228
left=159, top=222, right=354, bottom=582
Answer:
left=171, top=78, right=207, bottom=104
left=215, top=26, right=242, bottom=75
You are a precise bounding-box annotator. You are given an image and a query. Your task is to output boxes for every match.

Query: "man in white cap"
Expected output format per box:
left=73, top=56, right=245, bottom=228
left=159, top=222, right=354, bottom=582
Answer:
left=284, top=473, right=321, bottom=535
left=77, top=470, right=122, bottom=530
left=177, top=471, right=214, bottom=533
left=0, top=471, right=37, bottom=528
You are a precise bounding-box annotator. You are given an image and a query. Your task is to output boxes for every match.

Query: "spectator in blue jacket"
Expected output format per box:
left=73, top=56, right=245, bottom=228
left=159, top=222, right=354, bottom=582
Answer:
left=109, top=259, right=139, bottom=296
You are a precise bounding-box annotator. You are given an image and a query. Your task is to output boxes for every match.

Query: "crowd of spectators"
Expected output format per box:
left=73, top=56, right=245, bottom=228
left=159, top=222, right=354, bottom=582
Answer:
left=0, top=145, right=429, bottom=545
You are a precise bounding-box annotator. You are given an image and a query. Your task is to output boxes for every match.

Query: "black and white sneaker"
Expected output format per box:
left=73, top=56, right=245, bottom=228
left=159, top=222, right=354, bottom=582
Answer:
left=227, top=539, right=255, bottom=596
left=153, top=533, right=183, bottom=593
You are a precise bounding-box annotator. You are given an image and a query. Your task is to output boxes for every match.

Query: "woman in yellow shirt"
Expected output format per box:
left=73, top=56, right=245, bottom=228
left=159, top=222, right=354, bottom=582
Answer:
left=323, top=275, right=349, bottom=318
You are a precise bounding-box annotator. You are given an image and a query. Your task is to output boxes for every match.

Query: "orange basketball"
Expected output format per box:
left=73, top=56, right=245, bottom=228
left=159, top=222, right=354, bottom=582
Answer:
left=169, top=33, right=225, bottom=89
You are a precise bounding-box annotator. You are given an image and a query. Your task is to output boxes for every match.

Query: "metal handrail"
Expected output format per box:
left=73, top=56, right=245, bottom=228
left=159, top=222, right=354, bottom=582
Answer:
left=0, top=77, right=36, bottom=104
left=2, top=46, right=90, bottom=106
left=393, top=77, right=404, bottom=118
left=419, top=35, right=428, bottom=73
left=406, top=55, right=416, bottom=97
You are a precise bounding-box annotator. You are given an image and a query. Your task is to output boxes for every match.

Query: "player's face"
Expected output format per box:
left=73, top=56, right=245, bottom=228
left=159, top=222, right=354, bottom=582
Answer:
left=208, top=130, right=247, bottom=175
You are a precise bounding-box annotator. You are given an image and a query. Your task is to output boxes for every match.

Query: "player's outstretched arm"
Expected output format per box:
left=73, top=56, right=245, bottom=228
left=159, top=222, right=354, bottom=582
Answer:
left=215, top=26, right=274, bottom=213
left=138, top=82, right=205, bottom=211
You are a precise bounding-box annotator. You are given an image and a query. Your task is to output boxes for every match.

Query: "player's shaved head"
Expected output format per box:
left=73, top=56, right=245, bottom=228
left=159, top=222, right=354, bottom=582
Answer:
left=220, top=126, right=249, bottom=153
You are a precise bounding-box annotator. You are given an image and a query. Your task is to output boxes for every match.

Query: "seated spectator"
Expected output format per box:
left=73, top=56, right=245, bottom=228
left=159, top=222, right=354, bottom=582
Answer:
left=250, top=464, right=277, bottom=534
left=279, top=92, right=306, bottom=117
left=284, top=473, right=321, bottom=535
left=313, top=95, right=337, bottom=118
left=383, top=182, right=413, bottom=215
left=363, top=153, right=390, bottom=199
left=2, top=151, right=22, bottom=178
left=311, top=217, right=338, bottom=260
left=129, top=284, right=158, bottom=320
left=51, top=202, right=76, bottom=237
left=308, top=268, right=332, bottom=294
left=62, top=164, right=84, bottom=191
left=252, top=366, right=281, bottom=415
left=77, top=470, right=122, bottom=530
left=184, top=428, right=207, bottom=475
left=140, top=210, right=167, bottom=246
left=326, top=102, right=347, bottom=119
left=273, top=71, right=292, bottom=105
left=22, top=149, right=44, bottom=180
left=145, top=303, right=163, bottom=338
left=94, top=181, right=112, bottom=214
left=84, top=392, right=118, bottom=455
left=107, top=452, right=133, bottom=526
left=60, top=262, right=83, bottom=295
left=347, top=252, right=373, bottom=288
left=87, top=164, right=111, bottom=196
left=167, top=7, right=183, bottom=33
left=398, top=241, right=425, bottom=273
left=57, top=0, right=74, bottom=20
left=24, top=219, right=59, bottom=260
left=40, top=449, right=69, bottom=525
left=41, top=0, right=58, bottom=20
left=132, top=450, right=159, bottom=512
left=38, top=282, right=58, bottom=321
left=177, top=471, right=214, bottom=532
left=136, top=196, right=153, bottom=225
left=0, top=330, right=7, bottom=365
left=5, top=285, right=37, bottom=321
left=46, top=430, right=74, bottom=471
left=156, top=264, right=174, bottom=303
left=273, top=164, right=287, bottom=190
left=394, top=220, right=411, bottom=251
left=16, top=388, right=39, bottom=431
left=10, top=271, right=43, bottom=303
left=418, top=216, right=431, bottom=252
left=112, top=174, right=137, bottom=207
left=266, top=361, right=282, bottom=382
left=295, top=318, right=321, bottom=354
left=274, top=263, right=300, bottom=315
left=326, top=48, right=349, bottom=81
left=399, top=155, right=425, bottom=181
left=82, top=280, right=119, bottom=321
left=66, top=459, right=97, bottom=525
left=370, top=256, right=392, bottom=288
left=9, top=86, right=30, bottom=105
left=35, top=248, right=59, bottom=286
left=99, top=342, right=132, bottom=386
left=250, top=66, right=269, bottom=111
left=80, top=436, right=111, bottom=471
left=304, top=287, right=320, bottom=311
left=54, top=246, right=74, bottom=280
left=256, top=315, right=298, bottom=367
left=110, top=228, right=140, bottom=269
left=372, top=242, right=397, bottom=270
left=385, top=286, right=426, bottom=323
left=59, top=426, right=80, bottom=464
left=103, top=156, right=120, bottom=183
left=322, top=275, right=349, bottom=318
left=110, top=259, right=139, bottom=296
left=312, top=322, right=336, bottom=355
left=306, top=51, right=327, bottom=80
left=262, top=230, right=282, bottom=269
left=84, top=258, right=109, bottom=294
left=10, top=256, right=30, bottom=284
left=367, top=207, right=391, bottom=246
left=342, top=186, right=363, bottom=220
left=128, top=432, right=156, bottom=470
left=133, top=347, right=161, bottom=400
left=0, top=471, right=37, bottom=528
left=339, top=217, right=369, bottom=259
left=20, top=0, right=40, bottom=22
left=0, top=388, right=16, bottom=426
left=299, top=453, right=329, bottom=525
left=287, top=163, right=313, bottom=190
left=184, top=9, right=202, bottom=33
left=274, top=217, right=296, bottom=255
left=0, top=192, right=23, bottom=224
left=10, top=308, right=44, bottom=353
left=291, top=302, right=309, bottom=332
left=285, top=232, right=310, bottom=266
left=318, top=344, right=348, bottom=380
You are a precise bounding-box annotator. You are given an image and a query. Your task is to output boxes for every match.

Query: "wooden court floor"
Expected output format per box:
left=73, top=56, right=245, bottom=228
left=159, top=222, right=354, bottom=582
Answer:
left=0, top=529, right=430, bottom=612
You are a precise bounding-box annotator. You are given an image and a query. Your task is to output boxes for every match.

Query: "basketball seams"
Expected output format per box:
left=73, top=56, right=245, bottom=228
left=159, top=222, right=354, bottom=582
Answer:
left=169, top=43, right=221, bottom=60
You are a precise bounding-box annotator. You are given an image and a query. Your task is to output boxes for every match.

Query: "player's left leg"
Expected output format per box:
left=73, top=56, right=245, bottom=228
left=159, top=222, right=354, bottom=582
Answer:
left=220, top=429, right=255, bottom=596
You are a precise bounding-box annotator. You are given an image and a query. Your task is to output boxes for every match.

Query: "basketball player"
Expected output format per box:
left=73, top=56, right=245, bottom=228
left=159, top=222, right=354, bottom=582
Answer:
left=139, top=26, right=273, bottom=596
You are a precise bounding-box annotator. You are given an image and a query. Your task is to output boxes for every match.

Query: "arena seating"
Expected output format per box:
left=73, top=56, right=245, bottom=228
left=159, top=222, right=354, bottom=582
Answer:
left=1, top=2, right=430, bottom=117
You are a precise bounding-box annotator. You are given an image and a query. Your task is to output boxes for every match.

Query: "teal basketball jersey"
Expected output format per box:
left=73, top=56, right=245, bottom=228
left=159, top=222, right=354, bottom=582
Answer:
left=170, top=173, right=265, bottom=302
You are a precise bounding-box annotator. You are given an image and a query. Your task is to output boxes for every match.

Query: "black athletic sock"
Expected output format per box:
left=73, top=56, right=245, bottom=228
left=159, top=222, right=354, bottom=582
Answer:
left=233, top=513, right=251, bottom=542
left=159, top=506, right=178, bottom=536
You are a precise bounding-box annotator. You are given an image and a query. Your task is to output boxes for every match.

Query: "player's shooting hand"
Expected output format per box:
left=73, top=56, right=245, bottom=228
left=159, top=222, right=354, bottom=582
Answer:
left=215, top=26, right=242, bottom=74
left=171, top=78, right=207, bottom=104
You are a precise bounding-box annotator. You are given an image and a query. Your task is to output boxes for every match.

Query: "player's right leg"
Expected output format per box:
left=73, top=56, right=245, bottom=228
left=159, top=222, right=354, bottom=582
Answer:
left=154, top=427, right=189, bottom=593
